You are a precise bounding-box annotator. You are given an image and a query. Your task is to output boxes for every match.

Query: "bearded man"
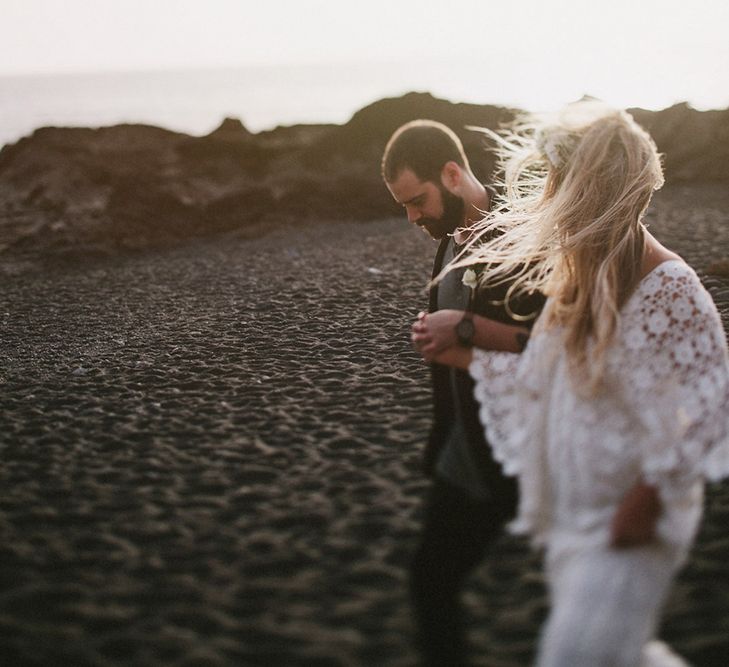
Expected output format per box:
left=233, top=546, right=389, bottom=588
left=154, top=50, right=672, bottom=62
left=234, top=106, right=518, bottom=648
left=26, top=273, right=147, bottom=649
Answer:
left=382, top=120, right=543, bottom=666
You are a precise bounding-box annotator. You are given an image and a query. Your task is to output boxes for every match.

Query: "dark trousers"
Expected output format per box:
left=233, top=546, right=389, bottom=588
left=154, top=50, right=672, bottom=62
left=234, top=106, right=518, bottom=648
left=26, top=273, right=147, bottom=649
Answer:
left=410, top=477, right=513, bottom=667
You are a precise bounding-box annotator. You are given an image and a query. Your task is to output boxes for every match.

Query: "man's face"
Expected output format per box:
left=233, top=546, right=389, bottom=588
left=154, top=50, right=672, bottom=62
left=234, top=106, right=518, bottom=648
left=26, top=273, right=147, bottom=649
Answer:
left=386, top=168, right=464, bottom=240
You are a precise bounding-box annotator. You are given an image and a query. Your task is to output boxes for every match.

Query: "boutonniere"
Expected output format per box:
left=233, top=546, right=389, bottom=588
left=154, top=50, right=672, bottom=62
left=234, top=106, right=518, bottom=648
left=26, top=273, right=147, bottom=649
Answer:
left=462, top=265, right=485, bottom=290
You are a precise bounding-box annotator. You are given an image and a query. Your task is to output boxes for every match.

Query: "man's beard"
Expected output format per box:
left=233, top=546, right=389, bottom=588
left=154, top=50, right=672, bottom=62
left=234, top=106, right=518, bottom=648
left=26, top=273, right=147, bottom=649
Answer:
left=418, top=186, right=465, bottom=240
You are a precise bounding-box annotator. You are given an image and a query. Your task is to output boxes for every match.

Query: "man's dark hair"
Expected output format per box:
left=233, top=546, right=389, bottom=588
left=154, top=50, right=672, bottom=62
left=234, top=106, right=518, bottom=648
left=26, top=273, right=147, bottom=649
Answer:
left=381, top=119, right=470, bottom=184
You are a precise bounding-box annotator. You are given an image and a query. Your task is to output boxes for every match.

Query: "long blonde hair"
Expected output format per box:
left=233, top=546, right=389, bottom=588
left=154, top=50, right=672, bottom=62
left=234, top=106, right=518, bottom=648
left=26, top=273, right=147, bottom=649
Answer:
left=447, top=100, right=664, bottom=390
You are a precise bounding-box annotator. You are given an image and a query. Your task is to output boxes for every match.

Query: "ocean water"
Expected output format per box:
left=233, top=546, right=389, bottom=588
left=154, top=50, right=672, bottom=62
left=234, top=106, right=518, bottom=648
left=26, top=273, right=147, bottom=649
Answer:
left=1, top=62, right=471, bottom=148
left=2, top=61, right=728, bottom=149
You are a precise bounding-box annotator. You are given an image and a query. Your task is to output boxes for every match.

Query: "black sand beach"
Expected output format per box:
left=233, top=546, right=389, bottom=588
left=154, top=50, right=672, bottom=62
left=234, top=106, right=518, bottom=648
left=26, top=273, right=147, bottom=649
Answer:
left=1, top=183, right=729, bottom=666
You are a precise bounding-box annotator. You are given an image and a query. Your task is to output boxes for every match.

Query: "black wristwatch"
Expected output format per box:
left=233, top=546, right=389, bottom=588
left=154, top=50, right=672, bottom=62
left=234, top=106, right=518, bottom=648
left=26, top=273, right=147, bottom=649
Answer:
left=455, top=311, right=475, bottom=347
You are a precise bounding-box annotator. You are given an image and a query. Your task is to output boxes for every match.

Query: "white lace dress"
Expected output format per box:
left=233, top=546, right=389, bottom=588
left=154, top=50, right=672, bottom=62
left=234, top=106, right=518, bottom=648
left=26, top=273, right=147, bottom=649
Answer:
left=469, top=260, right=729, bottom=667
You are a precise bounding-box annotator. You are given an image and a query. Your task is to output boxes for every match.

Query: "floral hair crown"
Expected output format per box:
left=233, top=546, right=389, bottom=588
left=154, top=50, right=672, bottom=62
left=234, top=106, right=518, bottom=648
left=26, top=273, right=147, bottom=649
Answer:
left=535, top=127, right=579, bottom=169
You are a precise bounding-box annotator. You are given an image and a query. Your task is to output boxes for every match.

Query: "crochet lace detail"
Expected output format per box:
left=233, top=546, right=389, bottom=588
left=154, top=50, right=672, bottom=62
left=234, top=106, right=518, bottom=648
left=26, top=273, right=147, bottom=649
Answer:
left=469, top=260, right=729, bottom=546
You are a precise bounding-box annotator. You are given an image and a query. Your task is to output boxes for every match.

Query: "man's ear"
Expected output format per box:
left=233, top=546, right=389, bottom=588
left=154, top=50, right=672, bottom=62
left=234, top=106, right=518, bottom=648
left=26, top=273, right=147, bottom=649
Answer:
left=440, top=161, right=462, bottom=192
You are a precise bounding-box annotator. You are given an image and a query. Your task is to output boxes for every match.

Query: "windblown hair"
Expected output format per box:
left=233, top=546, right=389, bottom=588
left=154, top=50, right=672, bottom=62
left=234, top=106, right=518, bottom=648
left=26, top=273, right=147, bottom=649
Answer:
left=381, top=119, right=470, bottom=184
left=446, top=100, right=664, bottom=391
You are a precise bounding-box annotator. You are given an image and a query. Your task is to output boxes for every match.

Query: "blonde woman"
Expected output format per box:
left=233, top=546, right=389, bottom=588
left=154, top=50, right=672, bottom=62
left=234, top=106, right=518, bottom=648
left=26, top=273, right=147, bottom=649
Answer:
left=411, top=101, right=729, bottom=666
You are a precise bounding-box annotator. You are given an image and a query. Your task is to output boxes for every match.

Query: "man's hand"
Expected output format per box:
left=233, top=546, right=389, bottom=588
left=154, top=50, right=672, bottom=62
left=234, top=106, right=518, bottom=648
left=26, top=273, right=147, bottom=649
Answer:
left=411, top=310, right=464, bottom=361
left=610, top=481, right=662, bottom=548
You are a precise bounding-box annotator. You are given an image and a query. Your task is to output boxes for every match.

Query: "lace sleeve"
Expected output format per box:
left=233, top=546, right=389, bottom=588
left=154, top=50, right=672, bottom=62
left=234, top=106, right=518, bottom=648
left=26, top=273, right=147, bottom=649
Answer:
left=624, top=264, right=729, bottom=489
left=468, top=349, right=530, bottom=476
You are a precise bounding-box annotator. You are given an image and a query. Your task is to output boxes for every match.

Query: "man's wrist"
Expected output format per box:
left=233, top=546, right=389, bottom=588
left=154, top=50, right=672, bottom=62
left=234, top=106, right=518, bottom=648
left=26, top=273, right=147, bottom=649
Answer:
left=455, top=311, right=475, bottom=347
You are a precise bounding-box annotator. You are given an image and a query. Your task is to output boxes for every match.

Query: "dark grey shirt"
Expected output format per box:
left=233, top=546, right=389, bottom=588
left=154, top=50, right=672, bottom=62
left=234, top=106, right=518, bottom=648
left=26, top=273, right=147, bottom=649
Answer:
left=434, top=238, right=489, bottom=499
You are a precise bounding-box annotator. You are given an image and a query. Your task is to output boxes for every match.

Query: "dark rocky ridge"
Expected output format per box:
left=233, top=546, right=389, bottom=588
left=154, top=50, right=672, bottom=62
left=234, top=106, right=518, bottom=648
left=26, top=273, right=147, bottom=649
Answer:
left=0, top=92, right=728, bottom=258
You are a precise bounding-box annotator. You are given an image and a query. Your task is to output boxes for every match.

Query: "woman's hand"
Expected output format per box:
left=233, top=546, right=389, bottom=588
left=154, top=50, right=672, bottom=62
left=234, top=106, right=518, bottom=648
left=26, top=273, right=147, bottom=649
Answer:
left=610, top=481, right=662, bottom=548
left=411, top=310, right=464, bottom=361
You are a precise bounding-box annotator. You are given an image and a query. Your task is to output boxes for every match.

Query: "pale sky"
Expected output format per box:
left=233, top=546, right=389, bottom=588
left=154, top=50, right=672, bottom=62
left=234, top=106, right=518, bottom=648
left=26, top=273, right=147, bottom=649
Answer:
left=2, top=0, right=729, bottom=110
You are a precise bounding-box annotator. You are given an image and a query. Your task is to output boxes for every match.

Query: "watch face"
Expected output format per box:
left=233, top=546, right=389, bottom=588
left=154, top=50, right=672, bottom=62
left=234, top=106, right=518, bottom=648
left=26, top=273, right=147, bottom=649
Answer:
left=456, top=317, right=475, bottom=345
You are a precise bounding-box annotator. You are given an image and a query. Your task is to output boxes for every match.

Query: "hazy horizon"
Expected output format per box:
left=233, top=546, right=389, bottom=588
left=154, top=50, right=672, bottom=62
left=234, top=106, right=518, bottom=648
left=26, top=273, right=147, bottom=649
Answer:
left=2, top=60, right=728, bottom=114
